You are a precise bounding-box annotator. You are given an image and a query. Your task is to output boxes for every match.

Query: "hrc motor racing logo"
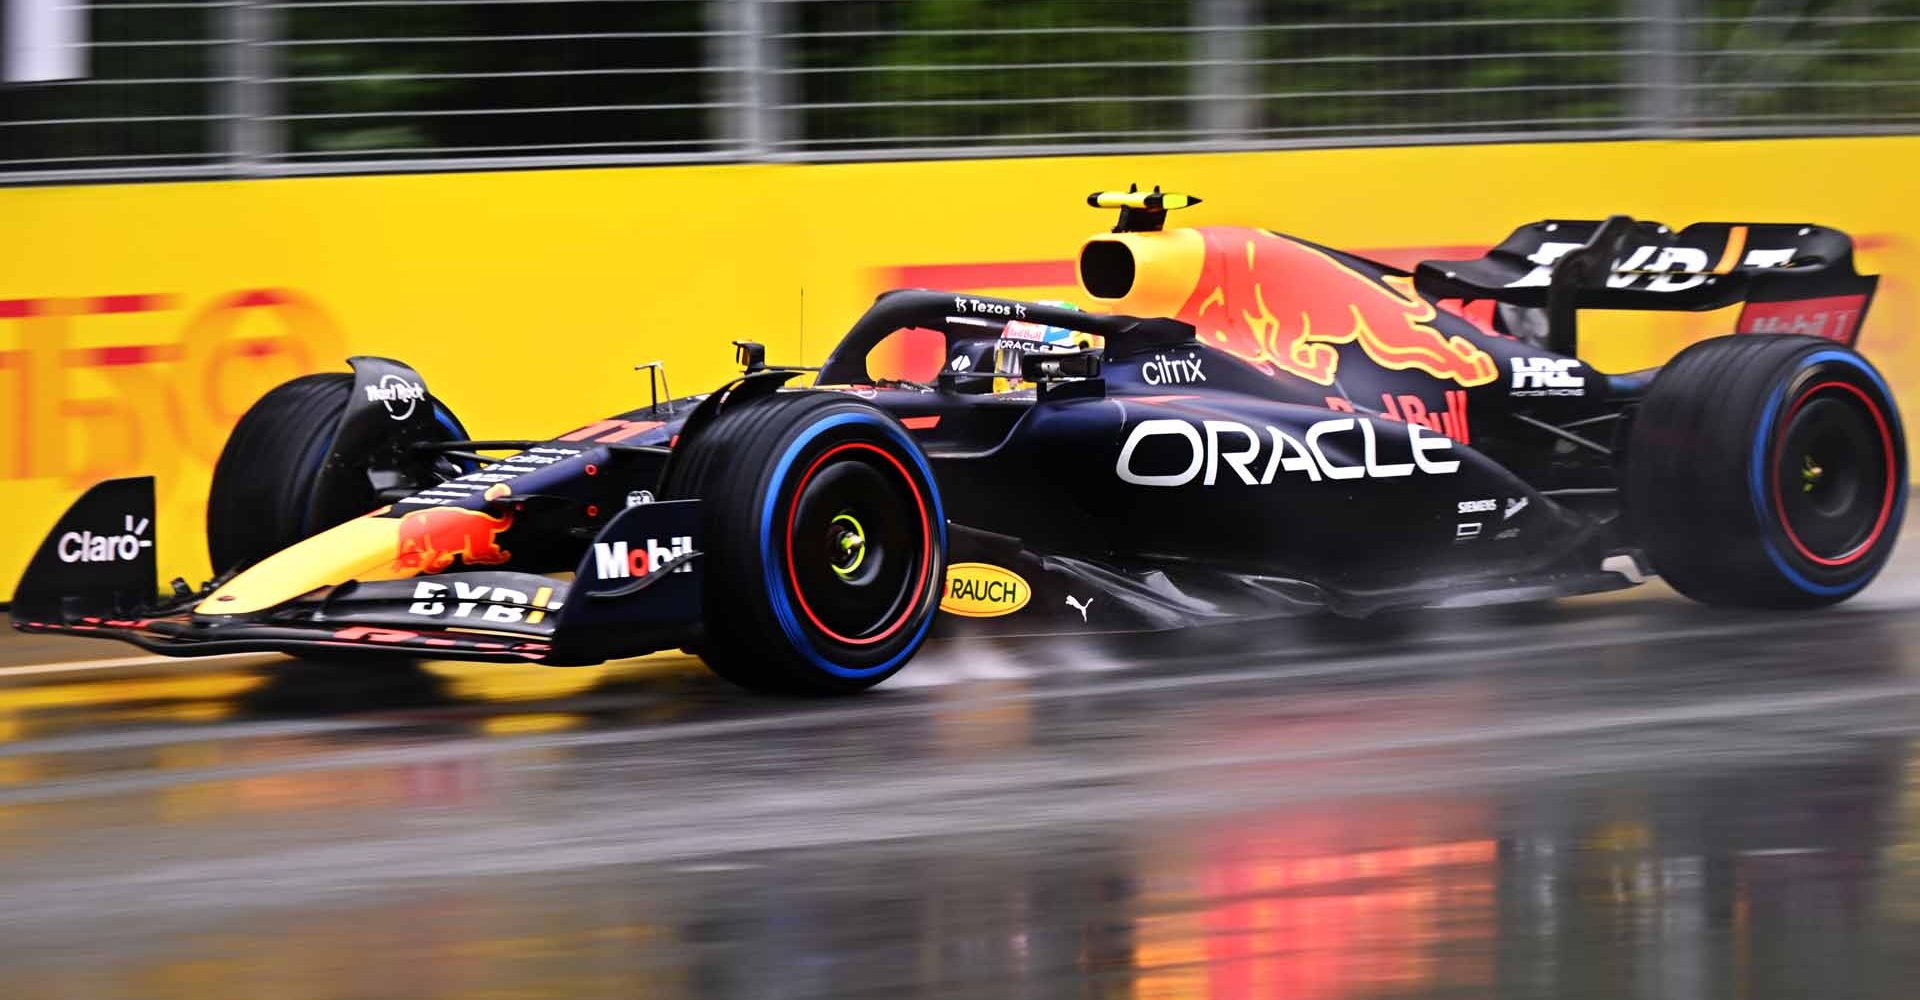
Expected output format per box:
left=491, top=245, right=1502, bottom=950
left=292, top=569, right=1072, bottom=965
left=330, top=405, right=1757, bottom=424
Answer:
left=1510, top=357, right=1586, bottom=397
left=1117, top=417, right=1458, bottom=487
left=593, top=536, right=695, bottom=580
left=57, top=515, right=153, bottom=563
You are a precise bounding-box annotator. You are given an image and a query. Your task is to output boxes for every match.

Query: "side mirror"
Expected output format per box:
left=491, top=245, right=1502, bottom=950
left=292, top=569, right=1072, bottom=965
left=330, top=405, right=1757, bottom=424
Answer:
left=989, top=342, right=1103, bottom=383
left=1016, top=347, right=1101, bottom=381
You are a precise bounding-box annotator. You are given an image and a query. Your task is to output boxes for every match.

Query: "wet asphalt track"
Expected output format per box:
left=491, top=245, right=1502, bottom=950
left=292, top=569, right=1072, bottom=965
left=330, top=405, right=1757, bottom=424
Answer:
left=3, top=549, right=1920, bottom=998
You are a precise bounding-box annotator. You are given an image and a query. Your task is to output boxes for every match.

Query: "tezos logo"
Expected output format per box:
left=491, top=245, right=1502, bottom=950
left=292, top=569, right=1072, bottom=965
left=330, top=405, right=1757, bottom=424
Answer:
left=1140, top=352, right=1205, bottom=386
left=952, top=296, right=1023, bottom=319
left=365, top=374, right=427, bottom=420
left=58, top=515, right=152, bottom=564
left=1116, top=417, right=1458, bottom=488
left=940, top=563, right=1031, bottom=618
left=1510, top=357, right=1586, bottom=397
left=593, top=536, right=694, bottom=580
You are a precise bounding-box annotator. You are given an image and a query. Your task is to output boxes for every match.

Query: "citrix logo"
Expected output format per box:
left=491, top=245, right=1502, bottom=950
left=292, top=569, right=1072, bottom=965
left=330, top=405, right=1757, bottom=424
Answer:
left=593, top=536, right=694, bottom=579
left=1116, top=417, right=1459, bottom=487
left=1141, top=352, right=1205, bottom=386
left=57, top=515, right=152, bottom=563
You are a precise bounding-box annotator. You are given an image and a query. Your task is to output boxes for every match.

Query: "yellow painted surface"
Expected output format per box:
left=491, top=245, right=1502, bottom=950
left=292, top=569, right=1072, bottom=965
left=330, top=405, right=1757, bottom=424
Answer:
left=3, top=137, right=1918, bottom=600
left=199, top=513, right=408, bottom=614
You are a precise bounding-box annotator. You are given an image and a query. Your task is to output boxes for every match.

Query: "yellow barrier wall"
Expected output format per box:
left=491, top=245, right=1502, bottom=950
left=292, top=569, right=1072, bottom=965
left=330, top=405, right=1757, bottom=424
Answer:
left=3, top=137, right=1916, bottom=601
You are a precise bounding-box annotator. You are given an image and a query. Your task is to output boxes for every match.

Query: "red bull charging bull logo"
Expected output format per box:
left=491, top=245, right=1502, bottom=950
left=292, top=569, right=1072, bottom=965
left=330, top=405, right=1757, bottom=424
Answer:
left=395, top=507, right=512, bottom=573
left=1178, top=227, right=1499, bottom=389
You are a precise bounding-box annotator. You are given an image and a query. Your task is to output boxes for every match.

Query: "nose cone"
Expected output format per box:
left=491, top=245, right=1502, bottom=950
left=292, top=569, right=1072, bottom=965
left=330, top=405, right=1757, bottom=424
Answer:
left=1077, top=228, right=1208, bottom=319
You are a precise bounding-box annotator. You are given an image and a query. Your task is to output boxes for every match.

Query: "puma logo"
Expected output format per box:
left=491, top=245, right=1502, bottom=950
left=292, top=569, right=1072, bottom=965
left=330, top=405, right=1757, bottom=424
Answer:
left=1065, top=595, right=1093, bottom=622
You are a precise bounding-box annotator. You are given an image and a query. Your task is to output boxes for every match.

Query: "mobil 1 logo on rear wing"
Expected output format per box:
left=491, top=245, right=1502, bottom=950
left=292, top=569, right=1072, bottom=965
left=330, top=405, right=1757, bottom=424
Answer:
left=1735, top=292, right=1873, bottom=345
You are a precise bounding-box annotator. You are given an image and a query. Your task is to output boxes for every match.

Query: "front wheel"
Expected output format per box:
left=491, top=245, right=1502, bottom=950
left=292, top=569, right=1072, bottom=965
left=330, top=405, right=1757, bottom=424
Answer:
left=207, top=372, right=471, bottom=575
left=1625, top=335, right=1906, bottom=607
left=662, top=392, right=947, bottom=694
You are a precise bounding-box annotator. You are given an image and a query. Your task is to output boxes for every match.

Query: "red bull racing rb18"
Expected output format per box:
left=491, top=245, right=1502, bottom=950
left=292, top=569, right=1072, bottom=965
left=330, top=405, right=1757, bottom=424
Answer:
left=12, top=191, right=1904, bottom=694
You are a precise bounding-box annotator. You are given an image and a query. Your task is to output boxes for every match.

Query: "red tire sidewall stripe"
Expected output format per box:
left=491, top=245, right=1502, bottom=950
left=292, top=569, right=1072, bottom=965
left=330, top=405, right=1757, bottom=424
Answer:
left=783, top=441, right=933, bottom=646
left=1770, top=379, right=1896, bottom=567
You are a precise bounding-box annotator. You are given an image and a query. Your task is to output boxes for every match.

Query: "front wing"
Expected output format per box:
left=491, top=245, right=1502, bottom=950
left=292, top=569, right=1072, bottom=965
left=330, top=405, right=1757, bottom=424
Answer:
left=10, top=480, right=704, bottom=667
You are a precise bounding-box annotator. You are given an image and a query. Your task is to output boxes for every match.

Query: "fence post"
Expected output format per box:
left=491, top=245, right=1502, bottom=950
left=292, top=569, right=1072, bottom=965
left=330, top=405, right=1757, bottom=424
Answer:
left=4, top=0, right=88, bottom=82
left=1194, top=0, right=1256, bottom=145
left=1629, top=0, right=1696, bottom=134
left=712, top=0, right=787, bottom=160
left=219, top=0, right=282, bottom=174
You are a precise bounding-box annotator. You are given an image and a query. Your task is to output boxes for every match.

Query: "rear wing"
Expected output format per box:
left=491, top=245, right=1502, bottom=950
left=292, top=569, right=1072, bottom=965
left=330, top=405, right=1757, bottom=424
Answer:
left=1413, top=216, right=1878, bottom=353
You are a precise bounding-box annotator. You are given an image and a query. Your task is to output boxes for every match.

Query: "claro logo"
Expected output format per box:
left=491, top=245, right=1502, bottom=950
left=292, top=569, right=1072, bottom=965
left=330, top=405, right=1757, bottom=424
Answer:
left=1116, top=417, right=1459, bottom=487
left=940, top=562, right=1031, bottom=618
left=58, top=515, right=153, bottom=563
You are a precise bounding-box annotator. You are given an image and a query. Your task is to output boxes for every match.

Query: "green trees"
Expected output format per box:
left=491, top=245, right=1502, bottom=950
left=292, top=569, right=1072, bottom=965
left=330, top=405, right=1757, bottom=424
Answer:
left=3, top=0, right=1915, bottom=174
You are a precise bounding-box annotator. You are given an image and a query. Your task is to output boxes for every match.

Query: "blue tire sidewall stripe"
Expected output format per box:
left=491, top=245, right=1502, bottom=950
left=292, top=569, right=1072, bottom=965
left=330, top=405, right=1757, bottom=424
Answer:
left=1747, top=349, right=1907, bottom=596
left=433, top=404, right=479, bottom=475
left=758, top=410, right=947, bottom=678
left=300, top=396, right=472, bottom=536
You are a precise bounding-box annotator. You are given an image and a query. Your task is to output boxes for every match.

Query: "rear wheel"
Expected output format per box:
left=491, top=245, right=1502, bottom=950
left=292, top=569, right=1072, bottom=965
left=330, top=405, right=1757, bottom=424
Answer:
left=1625, top=335, right=1905, bottom=607
left=663, top=392, right=946, bottom=694
left=207, top=373, right=469, bottom=575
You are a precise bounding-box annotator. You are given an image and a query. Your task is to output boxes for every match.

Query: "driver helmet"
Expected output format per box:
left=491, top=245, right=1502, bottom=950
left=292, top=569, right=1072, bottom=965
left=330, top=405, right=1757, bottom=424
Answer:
left=999, top=300, right=1103, bottom=351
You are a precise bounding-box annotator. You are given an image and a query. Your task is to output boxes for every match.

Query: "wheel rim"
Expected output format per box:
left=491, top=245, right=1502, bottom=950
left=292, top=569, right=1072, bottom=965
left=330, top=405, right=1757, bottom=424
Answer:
left=784, top=442, right=932, bottom=645
left=829, top=513, right=868, bottom=578
left=1771, top=380, right=1896, bottom=566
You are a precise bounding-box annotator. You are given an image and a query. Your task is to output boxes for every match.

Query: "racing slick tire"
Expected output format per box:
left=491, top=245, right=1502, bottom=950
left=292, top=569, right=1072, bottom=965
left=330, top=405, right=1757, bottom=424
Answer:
left=1625, top=334, right=1906, bottom=608
left=207, top=373, right=468, bottom=575
left=662, top=392, right=947, bottom=695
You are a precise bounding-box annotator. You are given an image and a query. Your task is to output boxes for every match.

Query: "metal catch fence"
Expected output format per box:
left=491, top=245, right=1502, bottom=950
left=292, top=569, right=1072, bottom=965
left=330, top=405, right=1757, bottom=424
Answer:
left=2, top=0, right=1916, bottom=184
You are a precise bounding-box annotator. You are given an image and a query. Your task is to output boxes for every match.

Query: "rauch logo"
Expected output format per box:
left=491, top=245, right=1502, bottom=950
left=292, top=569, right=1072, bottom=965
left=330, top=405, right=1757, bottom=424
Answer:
left=940, top=562, right=1031, bottom=618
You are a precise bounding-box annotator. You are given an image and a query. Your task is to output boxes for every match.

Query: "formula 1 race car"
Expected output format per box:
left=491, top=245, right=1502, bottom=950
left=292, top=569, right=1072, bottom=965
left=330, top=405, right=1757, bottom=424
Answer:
left=12, top=191, right=1904, bottom=693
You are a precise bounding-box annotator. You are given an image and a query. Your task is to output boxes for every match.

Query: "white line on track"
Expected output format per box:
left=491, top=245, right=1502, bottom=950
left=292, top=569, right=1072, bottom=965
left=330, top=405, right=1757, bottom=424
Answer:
left=0, top=652, right=273, bottom=679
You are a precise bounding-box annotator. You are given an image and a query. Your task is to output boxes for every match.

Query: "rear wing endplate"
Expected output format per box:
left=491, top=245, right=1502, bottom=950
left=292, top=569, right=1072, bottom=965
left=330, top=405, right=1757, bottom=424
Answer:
left=1414, top=216, right=1878, bottom=352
